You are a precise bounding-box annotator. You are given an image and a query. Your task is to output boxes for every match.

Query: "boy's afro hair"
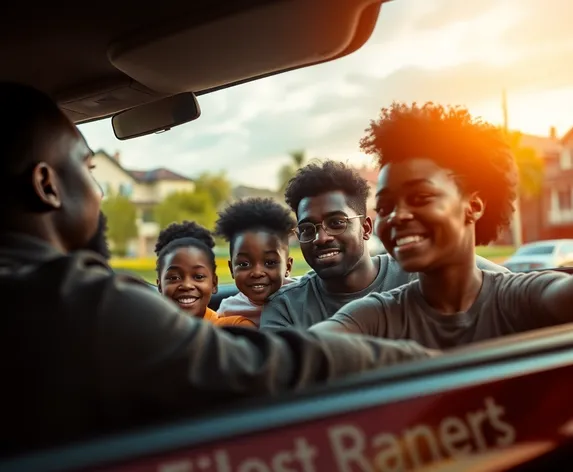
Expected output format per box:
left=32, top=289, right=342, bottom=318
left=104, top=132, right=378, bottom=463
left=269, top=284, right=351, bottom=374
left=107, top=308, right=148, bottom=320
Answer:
left=215, top=198, right=295, bottom=252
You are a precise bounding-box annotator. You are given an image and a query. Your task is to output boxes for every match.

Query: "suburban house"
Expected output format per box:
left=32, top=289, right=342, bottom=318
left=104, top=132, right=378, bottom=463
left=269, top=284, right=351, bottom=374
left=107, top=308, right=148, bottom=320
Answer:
left=91, top=150, right=195, bottom=256
left=515, top=127, right=573, bottom=243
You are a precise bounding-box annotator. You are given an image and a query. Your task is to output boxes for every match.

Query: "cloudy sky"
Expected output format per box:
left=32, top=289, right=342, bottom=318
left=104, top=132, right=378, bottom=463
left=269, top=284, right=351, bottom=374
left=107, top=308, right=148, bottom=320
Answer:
left=79, top=0, right=573, bottom=189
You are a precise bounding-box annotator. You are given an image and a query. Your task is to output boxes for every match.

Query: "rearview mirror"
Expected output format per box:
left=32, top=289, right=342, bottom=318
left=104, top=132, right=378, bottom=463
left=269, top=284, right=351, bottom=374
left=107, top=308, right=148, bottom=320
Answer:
left=112, top=93, right=201, bottom=140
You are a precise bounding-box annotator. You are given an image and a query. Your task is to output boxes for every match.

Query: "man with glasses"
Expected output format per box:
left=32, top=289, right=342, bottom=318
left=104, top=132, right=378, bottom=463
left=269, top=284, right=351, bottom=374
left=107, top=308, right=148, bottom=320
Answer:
left=261, top=161, right=507, bottom=330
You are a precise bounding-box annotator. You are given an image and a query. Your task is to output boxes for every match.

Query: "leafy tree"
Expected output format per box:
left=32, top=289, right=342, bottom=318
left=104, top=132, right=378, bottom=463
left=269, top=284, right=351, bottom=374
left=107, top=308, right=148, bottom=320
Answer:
left=506, top=131, right=544, bottom=198
left=504, top=130, right=544, bottom=247
left=101, top=192, right=138, bottom=257
left=154, top=190, right=217, bottom=230
left=277, top=150, right=307, bottom=195
left=193, top=171, right=232, bottom=208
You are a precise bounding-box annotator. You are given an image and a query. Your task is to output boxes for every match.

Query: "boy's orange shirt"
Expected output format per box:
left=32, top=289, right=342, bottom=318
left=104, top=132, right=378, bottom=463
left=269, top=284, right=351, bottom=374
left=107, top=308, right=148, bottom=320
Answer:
left=203, top=307, right=257, bottom=328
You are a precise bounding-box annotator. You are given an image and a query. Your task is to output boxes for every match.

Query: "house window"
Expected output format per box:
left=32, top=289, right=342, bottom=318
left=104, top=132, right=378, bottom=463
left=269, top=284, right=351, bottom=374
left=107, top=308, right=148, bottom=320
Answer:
left=558, top=187, right=572, bottom=211
left=142, top=209, right=155, bottom=223
left=561, top=148, right=572, bottom=170
left=99, top=181, right=110, bottom=198
left=119, top=182, right=133, bottom=198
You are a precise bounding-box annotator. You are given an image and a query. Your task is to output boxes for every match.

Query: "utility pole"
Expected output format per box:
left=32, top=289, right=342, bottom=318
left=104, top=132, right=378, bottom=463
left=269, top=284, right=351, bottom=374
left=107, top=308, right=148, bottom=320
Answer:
left=503, top=88, right=523, bottom=248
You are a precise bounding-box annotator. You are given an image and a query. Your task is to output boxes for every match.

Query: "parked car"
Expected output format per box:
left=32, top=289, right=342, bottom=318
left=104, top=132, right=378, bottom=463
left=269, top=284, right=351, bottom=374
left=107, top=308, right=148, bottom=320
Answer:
left=504, top=239, right=573, bottom=272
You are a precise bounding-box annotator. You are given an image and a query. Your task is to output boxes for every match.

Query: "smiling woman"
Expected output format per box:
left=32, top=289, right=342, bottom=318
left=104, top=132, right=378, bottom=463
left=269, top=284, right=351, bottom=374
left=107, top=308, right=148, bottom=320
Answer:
left=309, top=102, right=573, bottom=350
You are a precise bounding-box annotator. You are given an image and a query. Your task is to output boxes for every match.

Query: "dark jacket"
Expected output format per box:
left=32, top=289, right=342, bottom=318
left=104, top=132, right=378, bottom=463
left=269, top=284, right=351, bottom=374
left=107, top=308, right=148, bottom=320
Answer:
left=0, top=232, right=432, bottom=455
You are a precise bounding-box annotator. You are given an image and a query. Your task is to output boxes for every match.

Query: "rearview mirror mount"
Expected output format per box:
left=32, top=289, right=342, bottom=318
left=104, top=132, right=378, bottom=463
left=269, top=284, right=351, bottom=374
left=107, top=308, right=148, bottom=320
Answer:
left=112, top=93, right=201, bottom=140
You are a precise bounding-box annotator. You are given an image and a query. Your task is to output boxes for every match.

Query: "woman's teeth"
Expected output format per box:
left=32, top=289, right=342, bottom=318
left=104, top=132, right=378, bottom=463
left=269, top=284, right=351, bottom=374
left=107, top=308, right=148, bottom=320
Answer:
left=396, top=235, right=426, bottom=247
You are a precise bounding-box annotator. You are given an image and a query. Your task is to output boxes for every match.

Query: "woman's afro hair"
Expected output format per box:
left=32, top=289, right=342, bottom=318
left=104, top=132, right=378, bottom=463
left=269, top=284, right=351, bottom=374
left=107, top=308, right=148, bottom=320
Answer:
left=360, top=102, right=519, bottom=245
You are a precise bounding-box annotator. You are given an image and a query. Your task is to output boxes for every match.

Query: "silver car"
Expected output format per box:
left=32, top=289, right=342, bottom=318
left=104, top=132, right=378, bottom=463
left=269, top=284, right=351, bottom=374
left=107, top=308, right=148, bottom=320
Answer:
left=504, top=239, right=573, bottom=272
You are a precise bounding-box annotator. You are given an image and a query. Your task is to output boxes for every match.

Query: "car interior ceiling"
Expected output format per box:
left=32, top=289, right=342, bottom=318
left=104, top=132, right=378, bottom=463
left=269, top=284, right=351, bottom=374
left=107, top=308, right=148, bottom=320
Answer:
left=0, top=0, right=384, bottom=126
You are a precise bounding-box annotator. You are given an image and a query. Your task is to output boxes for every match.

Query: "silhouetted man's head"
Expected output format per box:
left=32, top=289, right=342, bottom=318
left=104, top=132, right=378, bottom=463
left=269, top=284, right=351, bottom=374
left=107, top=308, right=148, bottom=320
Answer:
left=0, top=82, right=102, bottom=252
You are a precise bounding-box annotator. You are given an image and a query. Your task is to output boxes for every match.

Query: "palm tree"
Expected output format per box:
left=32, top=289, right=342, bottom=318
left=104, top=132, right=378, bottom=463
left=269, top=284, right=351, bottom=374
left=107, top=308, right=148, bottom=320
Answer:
left=507, top=131, right=544, bottom=198
left=505, top=131, right=544, bottom=247
left=277, top=150, right=307, bottom=195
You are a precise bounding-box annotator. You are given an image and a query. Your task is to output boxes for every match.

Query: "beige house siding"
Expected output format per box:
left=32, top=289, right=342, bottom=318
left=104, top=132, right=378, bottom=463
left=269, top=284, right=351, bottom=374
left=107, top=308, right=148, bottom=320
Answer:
left=154, top=180, right=195, bottom=200
left=92, top=151, right=194, bottom=257
left=92, top=153, right=136, bottom=199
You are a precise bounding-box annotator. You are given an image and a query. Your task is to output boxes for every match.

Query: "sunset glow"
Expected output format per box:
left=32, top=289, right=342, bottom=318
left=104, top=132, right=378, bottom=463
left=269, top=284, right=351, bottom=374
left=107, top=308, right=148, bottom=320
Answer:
left=79, top=0, right=573, bottom=186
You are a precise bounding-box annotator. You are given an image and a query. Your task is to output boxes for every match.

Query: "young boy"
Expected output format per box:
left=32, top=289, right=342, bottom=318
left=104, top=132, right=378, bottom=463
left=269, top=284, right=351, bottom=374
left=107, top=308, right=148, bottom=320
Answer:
left=215, top=198, right=295, bottom=326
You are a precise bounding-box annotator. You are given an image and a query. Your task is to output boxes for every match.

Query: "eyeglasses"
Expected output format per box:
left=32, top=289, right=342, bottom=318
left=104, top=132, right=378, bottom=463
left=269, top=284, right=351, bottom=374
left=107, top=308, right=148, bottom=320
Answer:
left=294, top=215, right=364, bottom=243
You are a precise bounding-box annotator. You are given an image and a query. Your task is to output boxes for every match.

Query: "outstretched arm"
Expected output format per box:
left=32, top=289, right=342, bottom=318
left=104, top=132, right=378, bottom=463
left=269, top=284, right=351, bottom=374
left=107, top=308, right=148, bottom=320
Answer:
left=539, top=271, right=573, bottom=323
left=311, top=293, right=387, bottom=335
left=498, top=270, right=573, bottom=329
left=94, top=274, right=433, bottom=412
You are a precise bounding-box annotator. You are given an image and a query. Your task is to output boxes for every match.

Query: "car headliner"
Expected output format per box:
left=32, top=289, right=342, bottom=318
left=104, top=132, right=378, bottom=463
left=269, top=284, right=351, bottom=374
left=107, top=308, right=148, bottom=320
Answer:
left=1, top=0, right=386, bottom=125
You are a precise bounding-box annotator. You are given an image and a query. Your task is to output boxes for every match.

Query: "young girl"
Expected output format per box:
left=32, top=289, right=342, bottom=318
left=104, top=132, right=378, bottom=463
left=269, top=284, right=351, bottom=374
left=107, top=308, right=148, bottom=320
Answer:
left=215, top=198, right=295, bottom=326
left=311, top=102, right=573, bottom=348
left=155, top=221, right=256, bottom=328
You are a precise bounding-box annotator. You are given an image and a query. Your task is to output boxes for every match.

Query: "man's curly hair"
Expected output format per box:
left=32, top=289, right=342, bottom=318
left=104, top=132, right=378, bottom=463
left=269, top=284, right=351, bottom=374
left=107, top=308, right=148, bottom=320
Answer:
left=360, top=102, right=518, bottom=245
left=215, top=198, right=295, bottom=254
left=154, top=220, right=216, bottom=274
left=284, top=160, right=370, bottom=216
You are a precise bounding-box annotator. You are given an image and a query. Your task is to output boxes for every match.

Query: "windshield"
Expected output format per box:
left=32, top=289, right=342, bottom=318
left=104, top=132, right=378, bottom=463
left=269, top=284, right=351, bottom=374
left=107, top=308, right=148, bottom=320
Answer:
left=78, top=0, right=573, bottom=276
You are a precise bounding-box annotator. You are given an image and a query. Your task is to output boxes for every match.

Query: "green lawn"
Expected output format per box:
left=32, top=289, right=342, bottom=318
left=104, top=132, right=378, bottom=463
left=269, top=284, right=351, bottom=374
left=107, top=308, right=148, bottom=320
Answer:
left=112, top=245, right=515, bottom=284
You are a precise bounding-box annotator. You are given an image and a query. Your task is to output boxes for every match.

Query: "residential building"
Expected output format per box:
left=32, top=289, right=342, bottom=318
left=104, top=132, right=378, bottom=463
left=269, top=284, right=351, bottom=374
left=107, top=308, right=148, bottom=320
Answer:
left=514, top=128, right=573, bottom=243
left=91, top=150, right=195, bottom=256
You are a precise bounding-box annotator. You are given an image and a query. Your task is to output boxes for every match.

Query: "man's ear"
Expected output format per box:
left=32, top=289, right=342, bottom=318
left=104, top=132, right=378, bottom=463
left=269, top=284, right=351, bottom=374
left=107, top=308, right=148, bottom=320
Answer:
left=31, top=162, right=61, bottom=209
left=285, top=256, right=294, bottom=276
left=212, top=274, right=219, bottom=294
left=362, top=216, right=373, bottom=241
left=466, top=192, right=485, bottom=224
left=156, top=279, right=162, bottom=293
left=227, top=260, right=234, bottom=280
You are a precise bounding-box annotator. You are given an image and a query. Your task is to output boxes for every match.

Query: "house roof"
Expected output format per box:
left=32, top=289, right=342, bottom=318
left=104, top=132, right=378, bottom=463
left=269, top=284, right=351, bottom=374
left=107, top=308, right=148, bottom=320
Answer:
left=519, top=133, right=562, bottom=157
left=93, top=149, right=192, bottom=183
left=128, top=168, right=191, bottom=182
left=93, top=149, right=135, bottom=181
left=559, top=126, right=573, bottom=146
left=232, top=185, right=282, bottom=201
